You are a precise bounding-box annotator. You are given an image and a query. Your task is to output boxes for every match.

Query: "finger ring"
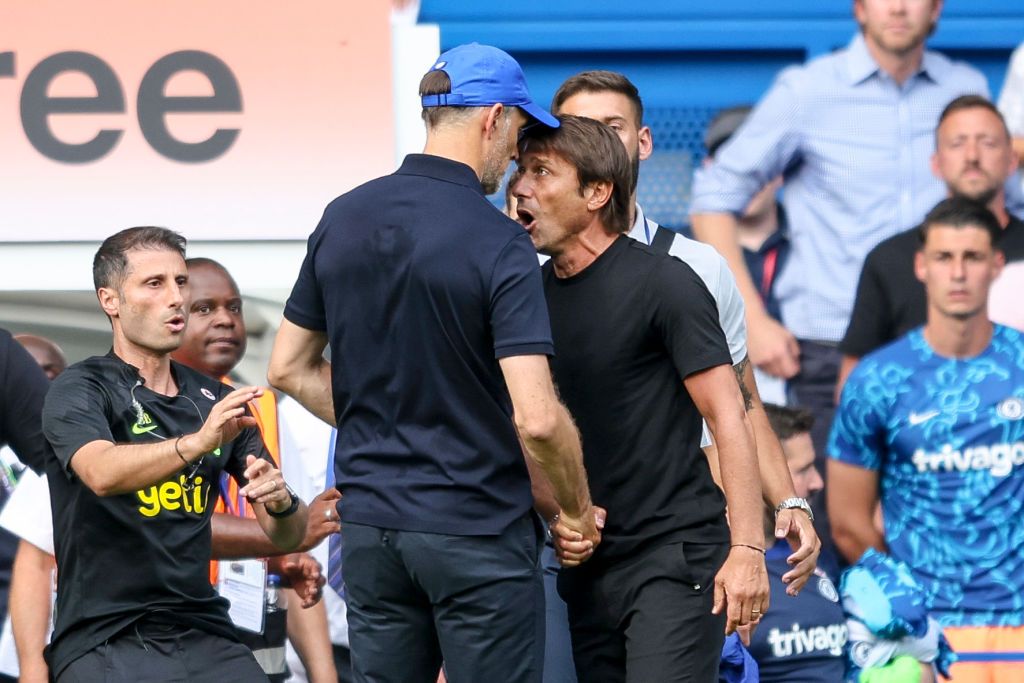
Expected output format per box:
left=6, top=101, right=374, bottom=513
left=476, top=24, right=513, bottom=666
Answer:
left=324, top=509, right=333, bottom=520
left=751, top=609, right=761, bottom=614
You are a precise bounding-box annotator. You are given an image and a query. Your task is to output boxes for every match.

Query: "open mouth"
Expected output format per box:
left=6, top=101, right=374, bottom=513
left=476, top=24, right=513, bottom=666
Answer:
left=516, top=206, right=537, bottom=232
left=166, top=315, right=186, bottom=333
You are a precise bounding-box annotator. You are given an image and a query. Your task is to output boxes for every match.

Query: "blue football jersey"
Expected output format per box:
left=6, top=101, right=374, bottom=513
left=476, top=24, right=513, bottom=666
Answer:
left=747, top=543, right=848, bottom=682
left=829, top=325, right=1024, bottom=627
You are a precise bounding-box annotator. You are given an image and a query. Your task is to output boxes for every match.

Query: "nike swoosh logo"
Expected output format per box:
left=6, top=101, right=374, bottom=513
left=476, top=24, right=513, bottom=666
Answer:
left=908, top=410, right=940, bottom=426
left=131, top=423, right=158, bottom=435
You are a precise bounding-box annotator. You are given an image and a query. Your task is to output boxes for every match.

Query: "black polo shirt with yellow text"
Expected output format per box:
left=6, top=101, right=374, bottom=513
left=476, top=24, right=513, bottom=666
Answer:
left=42, top=352, right=271, bottom=677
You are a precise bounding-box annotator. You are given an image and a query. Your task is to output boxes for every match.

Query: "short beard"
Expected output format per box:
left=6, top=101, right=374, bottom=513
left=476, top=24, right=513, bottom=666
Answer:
left=954, top=186, right=999, bottom=209
left=481, top=114, right=514, bottom=195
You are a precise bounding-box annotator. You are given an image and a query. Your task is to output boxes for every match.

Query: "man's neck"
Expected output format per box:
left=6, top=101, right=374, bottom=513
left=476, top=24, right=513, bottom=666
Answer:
left=422, top=129, right=484, bottom=182
left=737, top=209, right=780, bottom=252
left=923, top=311, right=994, bottom=359
left=113, top=337, right=176, bottom=395
left=550, top=222, right=620, bottom=279
left=989, top=196, right=1010, bottom=228
left=863, top=34, right=925, bottom=85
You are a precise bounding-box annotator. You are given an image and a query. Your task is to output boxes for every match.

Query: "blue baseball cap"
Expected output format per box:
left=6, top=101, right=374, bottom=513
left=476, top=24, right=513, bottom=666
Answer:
left=421, top=43, right=559, bottom=129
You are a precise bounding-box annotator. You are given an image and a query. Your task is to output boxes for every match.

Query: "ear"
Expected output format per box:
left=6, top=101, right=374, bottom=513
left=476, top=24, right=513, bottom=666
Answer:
left=930, top=151, right=941, bottom=181
left=483, top=103, right=505, bottom=139
left=97, top=287, right=120, bottom=319
left=638, top=125, right=653, bottom=161
left=992, top=248, right=1006, bottom=280
left=852, top=0, right=866, bottom=26
left=914, top=250, right=927, bottom=284
left=585, top=180, right=614, bottom=214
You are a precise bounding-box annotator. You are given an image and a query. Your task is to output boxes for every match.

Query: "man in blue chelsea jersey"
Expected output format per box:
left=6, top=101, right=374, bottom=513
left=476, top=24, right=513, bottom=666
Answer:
left=829, top=197, right=1024, bottom=683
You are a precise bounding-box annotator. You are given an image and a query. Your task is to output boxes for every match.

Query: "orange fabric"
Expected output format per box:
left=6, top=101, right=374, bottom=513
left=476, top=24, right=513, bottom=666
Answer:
left=942, top=625, right=1024, bottom=683
left=209, top=387, right=279, bottom=584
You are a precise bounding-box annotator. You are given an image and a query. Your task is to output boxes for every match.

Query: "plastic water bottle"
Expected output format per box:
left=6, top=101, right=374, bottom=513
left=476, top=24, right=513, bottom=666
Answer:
left=266, top=574, right=287, bottom=613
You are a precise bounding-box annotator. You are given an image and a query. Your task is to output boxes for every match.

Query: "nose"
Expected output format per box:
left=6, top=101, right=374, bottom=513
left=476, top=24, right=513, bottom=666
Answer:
left=212, top=306, right=235, bottom=328
left=168, top=281, right=185, bottom=309
left=808, top=467, right=824, bottom=496
left=964, top=139, right=979, bottom=163
left=951, top=256, right=967, bottom=280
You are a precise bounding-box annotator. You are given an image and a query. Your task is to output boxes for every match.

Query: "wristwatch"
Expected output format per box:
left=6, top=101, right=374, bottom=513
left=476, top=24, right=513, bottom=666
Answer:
left=775, top=497, right=814, bottom=521
left=267, top=484, right=300, bottom=518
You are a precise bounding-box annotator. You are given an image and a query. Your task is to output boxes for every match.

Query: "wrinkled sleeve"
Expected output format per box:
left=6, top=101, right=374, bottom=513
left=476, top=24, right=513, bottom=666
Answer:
left=690, top=66, right=804, bottom=216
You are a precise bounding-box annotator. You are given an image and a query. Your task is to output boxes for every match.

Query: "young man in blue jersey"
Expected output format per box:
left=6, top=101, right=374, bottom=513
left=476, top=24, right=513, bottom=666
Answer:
left=829, top=197, right=1024, bottom=683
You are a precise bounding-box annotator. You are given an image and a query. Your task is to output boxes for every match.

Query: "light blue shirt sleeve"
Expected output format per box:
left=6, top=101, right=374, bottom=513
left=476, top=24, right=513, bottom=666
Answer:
left=691, top=65, right=804, bottom=216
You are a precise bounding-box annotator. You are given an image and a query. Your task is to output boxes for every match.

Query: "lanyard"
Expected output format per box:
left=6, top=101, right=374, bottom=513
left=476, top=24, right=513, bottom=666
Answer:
left=760, top=247, right=779, bottom=303
left=325, top=429, right=337, bottom=489
left=218, top=475, right=247, bottom=518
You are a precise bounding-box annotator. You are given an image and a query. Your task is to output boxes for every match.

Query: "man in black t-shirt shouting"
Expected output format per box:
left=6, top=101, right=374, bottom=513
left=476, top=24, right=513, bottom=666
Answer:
left=511, top=115, right=769, bottom=681
left=41, top=227, right=309, bottom=682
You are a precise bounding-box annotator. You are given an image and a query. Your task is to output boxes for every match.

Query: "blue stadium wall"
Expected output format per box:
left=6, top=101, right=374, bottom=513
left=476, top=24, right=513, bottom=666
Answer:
left=419, top=0, right=1024, bottom=226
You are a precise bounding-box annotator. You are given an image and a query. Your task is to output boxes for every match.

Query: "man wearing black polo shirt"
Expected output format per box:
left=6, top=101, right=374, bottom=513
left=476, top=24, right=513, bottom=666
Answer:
left=840, top=95, right=1024, bottom=390
left=512, top=115, right=768, bottom=681
left=42, top=227, right=309, bottom=682
left=269, top=44, right=596, bottom=683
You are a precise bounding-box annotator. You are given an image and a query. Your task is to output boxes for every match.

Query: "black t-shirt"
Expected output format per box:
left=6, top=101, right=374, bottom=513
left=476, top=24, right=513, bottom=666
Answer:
left=0, top=329, right=51, bottom=627
left=841, top=214, right=1024, bottom=357
left=41, top=352, right=270, bottom=677
left=544, top=236, right=731, bottom=568
left=284, top=154, right=553, bottom=536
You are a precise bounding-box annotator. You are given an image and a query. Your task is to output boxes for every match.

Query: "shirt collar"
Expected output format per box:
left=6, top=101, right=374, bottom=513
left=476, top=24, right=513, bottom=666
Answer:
left=395, top=153, right=485, bottom=196
left=627, top=203, right=654, bottom=244
left=845, top=32, right=945, bottom=86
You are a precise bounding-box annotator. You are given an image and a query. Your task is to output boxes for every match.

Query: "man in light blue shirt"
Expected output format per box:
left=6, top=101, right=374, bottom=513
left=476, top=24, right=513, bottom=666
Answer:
left=690, top=0, right=987, bottom=460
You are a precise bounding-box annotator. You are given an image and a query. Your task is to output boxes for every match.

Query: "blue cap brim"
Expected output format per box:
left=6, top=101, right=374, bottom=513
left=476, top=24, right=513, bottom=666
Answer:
left=520, top=100, right=559, bottom=128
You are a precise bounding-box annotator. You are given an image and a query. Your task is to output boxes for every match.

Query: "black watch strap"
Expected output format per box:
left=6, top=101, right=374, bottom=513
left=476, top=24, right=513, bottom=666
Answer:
left=266, top=485, right=300, bottom=518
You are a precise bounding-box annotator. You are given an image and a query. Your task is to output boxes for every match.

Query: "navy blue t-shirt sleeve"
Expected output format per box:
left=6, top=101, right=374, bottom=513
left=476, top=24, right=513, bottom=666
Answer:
left=646, top=255, right=732, bottom=379
left=0, top=331, right=51, bottom=474
left=489, top=232, right=555, bottom=359
left=42, top=369, right=115, bottom=477
left=283, top=216, right=328, bottom=332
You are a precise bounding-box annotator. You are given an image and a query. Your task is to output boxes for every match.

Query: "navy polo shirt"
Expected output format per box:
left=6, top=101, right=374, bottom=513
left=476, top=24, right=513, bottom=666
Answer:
left=284, top=154, right=554, bottom=536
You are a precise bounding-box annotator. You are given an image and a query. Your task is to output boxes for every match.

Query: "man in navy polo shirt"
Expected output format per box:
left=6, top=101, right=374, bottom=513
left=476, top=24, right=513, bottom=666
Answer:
left=269, top=44, right=598, bottom=683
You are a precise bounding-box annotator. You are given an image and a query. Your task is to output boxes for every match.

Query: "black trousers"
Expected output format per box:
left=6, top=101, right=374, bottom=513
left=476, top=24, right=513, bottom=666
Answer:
left=557, top=540, right=728, bottom=683
left=342, top=513, right=545, bottom=683
left=57, top=620, right=267, bottom=683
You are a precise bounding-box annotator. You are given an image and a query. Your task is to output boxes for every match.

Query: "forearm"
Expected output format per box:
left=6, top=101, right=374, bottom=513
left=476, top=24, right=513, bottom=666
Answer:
left=524, top=447, right=560, bottom=522
left=708, top=410, right=764, bottom=546
left=742, top=363, right=796, bottom=505
left=519, top=404, right=591, bottom=519
left=254, top=503, right=309, bottom=552
left=691, top=213, right=769, bottom=320
left=267, top=322, right=335, bottom=426
left=831, top=518, right=886, bottom=564
left=275, top=359, right=335, bottom=426
left=10, top=542, right=54, bottom=680
left=211, top=513, right=299, bottom=559
left=286, top=596, right=337, bottom=683
left=73, top=434, right=205, bottom=497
